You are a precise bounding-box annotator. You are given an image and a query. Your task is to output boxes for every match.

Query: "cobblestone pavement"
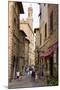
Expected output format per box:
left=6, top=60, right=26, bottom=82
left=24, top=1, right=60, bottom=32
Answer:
left=8, top=75, right=47, bottom=89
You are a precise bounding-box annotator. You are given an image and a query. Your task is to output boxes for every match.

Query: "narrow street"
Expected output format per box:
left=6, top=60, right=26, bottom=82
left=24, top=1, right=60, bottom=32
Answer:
left=8, top=74, right=47, bottom=89
left=8, top=2, right=58, bottom=88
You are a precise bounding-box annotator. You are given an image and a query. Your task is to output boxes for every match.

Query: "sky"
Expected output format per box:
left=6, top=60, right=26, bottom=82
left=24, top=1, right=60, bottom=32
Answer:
left=20, top=2, right=40, bottom=30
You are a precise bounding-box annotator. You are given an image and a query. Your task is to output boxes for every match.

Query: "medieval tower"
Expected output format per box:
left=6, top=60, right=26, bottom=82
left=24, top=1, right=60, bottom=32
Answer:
left=27, top=6, right=33, bottom=29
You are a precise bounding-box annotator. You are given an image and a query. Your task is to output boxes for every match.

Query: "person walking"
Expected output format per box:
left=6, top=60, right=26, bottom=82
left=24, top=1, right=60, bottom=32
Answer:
left=35, top=72, right=38, bottom=80
left=16, top=71, right=20, bottom=80
left=26, top=66, right=29, bottom=77
left=31, top=69, right=35, bottom=81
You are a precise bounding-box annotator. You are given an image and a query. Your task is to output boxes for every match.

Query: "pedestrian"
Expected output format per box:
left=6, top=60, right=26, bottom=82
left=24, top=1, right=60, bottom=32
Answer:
left=16, top=71, right=20, bottom=80
left=29, top=70, right=32, bottom=75
left=29, top=67, right=32, bottom=75
left=31, top=69, right=35, bottom=81
left=35, top=72, right=38, bottom=80
left=26, top=67, right=29, bottom=77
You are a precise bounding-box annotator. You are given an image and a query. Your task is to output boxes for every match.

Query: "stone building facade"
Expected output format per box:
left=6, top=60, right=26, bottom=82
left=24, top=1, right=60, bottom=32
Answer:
left=39, top=4, right=49, bottom=77
left=25, top=37, right=30, bottom=66
left=19, top=31, right=27, bottom=74
left=20, top=7, right=35, bottom=66
left=34, top=28, right=40, bottom=72
left=8, top=1, right=25, bottom=82
left=34, top=4, right=58, bottom=79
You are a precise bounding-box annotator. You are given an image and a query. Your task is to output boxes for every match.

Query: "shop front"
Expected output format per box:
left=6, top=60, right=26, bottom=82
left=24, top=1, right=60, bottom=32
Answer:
left=39, top=42, right=58, bottom=78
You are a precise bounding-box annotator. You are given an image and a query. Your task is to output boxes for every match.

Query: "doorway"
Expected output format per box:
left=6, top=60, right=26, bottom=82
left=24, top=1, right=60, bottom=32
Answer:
left=49, top=56, right=53, bottom=76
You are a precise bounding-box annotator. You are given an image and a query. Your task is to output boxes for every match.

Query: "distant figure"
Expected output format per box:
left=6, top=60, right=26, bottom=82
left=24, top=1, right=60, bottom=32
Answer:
left=31, top=69, right=35, bottom=81
left=26, top=67, right=29, bottom=77
left=35, top=73, right=38, bottom=80
left=29, top=70, right=32, bottom=75
left=29, top=67, right=33, bottom=75
left=16, top=71, right=20, bottom=79
left=25, top=67, right=27, bottom=72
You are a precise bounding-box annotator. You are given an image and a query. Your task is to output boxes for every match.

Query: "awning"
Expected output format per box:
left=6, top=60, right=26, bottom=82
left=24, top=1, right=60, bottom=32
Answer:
left=40, top=42, right=58, bottom=58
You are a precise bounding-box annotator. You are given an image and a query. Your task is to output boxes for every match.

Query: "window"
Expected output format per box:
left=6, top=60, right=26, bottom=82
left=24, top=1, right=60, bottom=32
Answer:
left=50, top=11, right=53, bottom=32
left=40, top=8, right=42, bottom=19
left=14, top=18, right=16, bottom=25
left=44, top=3, right=46, bottom=6
left=40, top=33, right=42, bottom=45
left=45, top=23, right=47, bottom=39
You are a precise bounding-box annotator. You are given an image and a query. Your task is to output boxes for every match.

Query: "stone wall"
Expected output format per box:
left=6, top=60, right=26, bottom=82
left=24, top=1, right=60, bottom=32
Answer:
left=38, top=4, right=58, bottom=78
left=8, top=1, right=24, bottom=81
left=20, top=21, right=35, bottom=65
left=25, top=39, right=30, bottom=66
left=8, top=2, right=16, bottom=81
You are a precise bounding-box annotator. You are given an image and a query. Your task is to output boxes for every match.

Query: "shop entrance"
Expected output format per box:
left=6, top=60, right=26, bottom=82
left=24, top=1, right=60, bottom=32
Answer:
left=49, top=56, right=53, bottom=76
